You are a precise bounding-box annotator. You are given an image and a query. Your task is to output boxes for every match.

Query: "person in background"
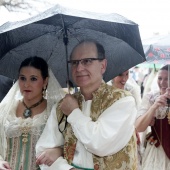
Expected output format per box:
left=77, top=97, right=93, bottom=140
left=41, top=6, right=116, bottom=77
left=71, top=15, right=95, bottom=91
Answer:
left=0, top=56, right=64, bottom=170
left=135, top=65, right=170, bottom=170
left=36, top=39, right=138, bottom=170
left=109, top=70, right=141, bottom=109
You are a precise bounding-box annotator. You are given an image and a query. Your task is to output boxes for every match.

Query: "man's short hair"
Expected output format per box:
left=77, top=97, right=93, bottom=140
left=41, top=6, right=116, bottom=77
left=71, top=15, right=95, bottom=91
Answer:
left=70, top=39, right=105, bottom=59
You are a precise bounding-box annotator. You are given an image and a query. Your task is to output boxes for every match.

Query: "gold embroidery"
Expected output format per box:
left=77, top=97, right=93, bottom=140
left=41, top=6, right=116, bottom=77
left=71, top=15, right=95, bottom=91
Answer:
left=20, top=126, right=31, bottom=144
left=93, top=133, right=137, bottom=170
left=57, top=83, right=137, bottom=169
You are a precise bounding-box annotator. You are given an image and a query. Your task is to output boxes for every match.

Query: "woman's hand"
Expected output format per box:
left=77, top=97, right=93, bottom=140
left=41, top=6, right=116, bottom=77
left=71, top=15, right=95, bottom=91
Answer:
left=0, top=160, right=11, bottom=170
left=152, top=94, right=168, bottom=109
left=152, top=88, right=170, bottom=110
left=36, top=147, right=63, bottom=166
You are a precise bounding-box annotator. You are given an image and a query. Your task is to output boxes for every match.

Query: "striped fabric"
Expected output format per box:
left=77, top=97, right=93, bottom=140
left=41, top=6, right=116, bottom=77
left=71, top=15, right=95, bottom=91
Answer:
left=6, top=131, right=43, bottom=170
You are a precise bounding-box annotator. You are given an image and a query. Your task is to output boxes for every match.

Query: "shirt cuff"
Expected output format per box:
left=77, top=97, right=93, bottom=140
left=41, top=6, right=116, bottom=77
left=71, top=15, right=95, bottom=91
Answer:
left=50, top=156, right=73, bottom=170
left=67, top=108, right=91, bottom=125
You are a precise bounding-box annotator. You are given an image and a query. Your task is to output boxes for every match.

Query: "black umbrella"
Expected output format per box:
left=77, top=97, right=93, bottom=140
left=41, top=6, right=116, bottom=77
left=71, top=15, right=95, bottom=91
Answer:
left=0, top=4, right=145, bottom=87
left=0, top=75, right=13, bottom=102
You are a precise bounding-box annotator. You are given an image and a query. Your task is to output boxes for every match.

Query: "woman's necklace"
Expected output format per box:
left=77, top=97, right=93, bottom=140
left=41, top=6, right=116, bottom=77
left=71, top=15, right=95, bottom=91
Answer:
left=22, top=98, right=44, bottom=118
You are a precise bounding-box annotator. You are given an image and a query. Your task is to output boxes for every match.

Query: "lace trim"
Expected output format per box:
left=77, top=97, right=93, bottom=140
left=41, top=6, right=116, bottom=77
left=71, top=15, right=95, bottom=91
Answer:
left=5, top=108, right=49, bottom=138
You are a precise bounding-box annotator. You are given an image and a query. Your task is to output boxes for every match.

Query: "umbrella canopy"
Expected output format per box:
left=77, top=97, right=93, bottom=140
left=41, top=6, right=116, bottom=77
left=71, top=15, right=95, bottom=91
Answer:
left=0, top=4, right=145, bottom=87
left=0, top=75, right=13, bottom=102
left=143, top=34, right=170, bottom=64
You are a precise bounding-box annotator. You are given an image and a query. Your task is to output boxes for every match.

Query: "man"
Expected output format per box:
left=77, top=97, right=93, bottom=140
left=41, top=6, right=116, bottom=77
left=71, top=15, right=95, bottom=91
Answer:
left=36, top=40, right=138, bottom=170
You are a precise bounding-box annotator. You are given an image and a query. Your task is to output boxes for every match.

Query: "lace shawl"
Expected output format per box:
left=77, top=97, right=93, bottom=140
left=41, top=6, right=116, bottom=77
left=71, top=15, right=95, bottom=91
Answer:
left=0, top=69, right=65, bottom=160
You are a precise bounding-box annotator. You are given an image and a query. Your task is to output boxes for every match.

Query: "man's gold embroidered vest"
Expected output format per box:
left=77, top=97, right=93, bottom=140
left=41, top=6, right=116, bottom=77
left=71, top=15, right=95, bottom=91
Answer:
left=57, top=83, right=138, bottom=170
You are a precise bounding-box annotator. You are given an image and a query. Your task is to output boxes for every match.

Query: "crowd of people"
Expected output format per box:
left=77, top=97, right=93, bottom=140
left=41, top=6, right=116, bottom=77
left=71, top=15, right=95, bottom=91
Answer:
left=0, top=40, right=169, bottom=170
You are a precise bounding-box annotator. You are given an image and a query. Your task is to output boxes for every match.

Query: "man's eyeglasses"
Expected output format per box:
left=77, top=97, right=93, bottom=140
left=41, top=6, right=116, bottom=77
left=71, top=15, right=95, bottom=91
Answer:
left=67, top=58, right=104, bottom=67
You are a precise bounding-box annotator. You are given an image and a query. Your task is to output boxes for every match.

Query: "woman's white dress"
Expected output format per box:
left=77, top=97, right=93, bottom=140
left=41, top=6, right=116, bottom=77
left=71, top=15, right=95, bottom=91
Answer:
left=138, top=91, right=170, bottom=170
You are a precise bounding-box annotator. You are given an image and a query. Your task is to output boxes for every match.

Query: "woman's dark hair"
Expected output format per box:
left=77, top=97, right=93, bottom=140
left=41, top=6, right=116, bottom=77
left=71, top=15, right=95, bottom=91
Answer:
left=18, top=56, right=49, bottom=79
left=160, top=65, right=169, bottom=71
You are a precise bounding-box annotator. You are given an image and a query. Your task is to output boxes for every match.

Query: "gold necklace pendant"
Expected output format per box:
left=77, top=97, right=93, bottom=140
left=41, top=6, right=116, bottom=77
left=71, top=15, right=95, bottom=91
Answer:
left=22, top=97, right=44, bottom=118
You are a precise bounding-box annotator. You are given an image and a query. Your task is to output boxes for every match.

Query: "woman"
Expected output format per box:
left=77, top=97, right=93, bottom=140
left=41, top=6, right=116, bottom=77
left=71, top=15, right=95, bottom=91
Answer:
left=136, top=65, right=170, bottom=170
left=0, top=56, right=64, bottom=170
left=110, top=70, right=141, bottom=109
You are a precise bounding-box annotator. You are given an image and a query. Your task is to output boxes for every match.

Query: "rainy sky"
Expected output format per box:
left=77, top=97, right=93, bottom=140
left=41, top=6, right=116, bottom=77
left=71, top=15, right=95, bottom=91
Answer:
left=0, top=0, right=170, bottom=39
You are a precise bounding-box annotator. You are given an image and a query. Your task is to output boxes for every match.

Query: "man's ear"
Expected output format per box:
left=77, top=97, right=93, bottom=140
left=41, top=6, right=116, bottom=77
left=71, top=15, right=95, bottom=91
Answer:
left=101, top=59, right=107, bottom=74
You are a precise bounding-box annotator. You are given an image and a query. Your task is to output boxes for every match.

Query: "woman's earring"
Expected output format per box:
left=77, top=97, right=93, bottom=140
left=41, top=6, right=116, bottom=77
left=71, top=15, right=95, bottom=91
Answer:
left=43, top=87, right=46, bottom=98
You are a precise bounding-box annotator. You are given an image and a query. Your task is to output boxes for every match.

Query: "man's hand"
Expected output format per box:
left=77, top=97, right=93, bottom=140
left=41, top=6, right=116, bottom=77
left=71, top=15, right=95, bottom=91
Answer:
left=60, top=94, right=79, bottom=116
left=36, top=147, right=63, bottom=166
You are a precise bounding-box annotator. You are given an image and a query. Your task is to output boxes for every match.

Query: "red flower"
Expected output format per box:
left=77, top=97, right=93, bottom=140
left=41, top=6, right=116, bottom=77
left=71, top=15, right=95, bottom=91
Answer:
left=166, top=48, right=170, bottom=52
left=154, top=48, right=160, bottom=51
left=148, top=53, right=154, bottom=57
left=160, top=54, right=165, bottom=58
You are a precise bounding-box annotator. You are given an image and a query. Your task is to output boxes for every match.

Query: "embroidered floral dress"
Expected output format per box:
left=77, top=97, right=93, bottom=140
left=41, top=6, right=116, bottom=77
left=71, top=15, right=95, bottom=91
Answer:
left=0, top=70, right=64, bottom=170
left=3, top=101, right=51, bottom=170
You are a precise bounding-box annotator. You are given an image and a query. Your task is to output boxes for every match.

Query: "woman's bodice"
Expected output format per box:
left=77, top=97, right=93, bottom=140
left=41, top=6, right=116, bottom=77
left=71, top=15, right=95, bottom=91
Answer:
left=4, top=103, right=49, bottom=170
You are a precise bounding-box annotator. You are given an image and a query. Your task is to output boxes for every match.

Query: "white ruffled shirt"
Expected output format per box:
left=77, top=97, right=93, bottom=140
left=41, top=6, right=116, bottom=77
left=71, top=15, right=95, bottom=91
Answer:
left=36, top=96, right=137, bottom=170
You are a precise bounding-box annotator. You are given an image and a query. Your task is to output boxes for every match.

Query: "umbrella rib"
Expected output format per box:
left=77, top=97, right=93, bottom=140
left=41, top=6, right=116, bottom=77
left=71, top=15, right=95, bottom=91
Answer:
left=60, top=14, right=70, bottom=92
